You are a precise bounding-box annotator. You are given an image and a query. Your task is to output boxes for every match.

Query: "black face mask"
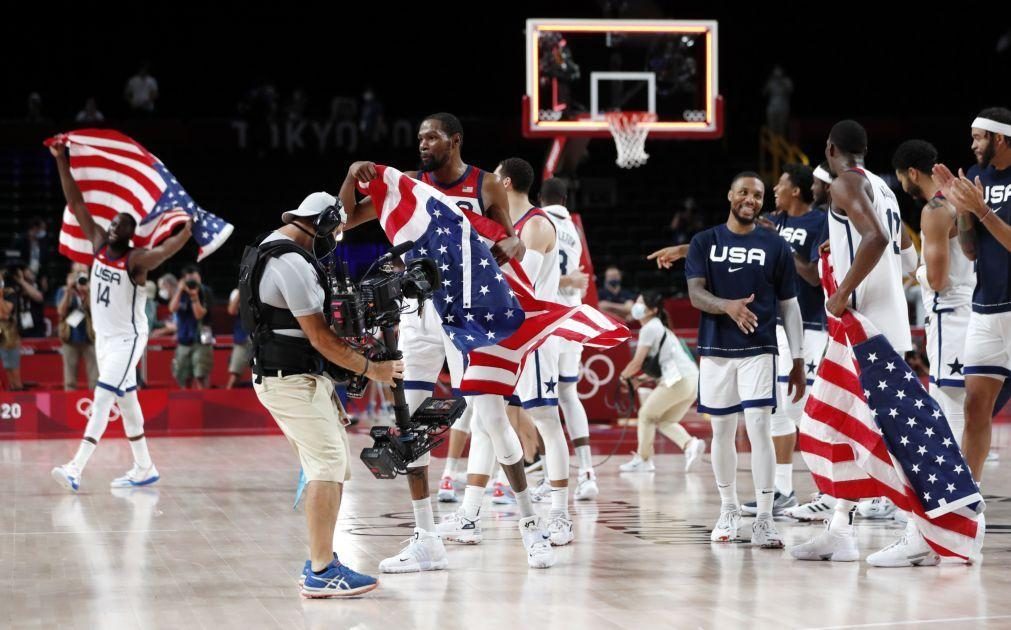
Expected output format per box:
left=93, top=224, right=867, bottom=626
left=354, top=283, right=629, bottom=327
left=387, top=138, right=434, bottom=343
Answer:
left=606, top=279, right=621, bottom=289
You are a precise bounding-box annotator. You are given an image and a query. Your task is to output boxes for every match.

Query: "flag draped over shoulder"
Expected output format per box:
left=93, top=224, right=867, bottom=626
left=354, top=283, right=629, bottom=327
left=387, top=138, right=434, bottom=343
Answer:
left=364, top=165, right=629, bottom=395
left=44, top=129, right=232, bottom=264
left=799, top=254, right=984, bottom=561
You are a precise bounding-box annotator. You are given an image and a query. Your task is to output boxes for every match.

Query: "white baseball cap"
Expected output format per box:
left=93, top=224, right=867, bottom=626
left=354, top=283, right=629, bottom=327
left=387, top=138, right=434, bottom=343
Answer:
left=281, top=191, right=338, bottom=224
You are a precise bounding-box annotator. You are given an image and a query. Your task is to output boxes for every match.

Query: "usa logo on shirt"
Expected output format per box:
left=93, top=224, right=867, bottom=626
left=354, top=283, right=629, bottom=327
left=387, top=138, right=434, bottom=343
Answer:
left=709, top=245, right=766, bottom=266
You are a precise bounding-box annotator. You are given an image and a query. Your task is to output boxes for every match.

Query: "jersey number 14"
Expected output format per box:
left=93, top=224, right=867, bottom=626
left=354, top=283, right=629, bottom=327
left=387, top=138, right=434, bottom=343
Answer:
left=95, top=283, right=111, bottom=307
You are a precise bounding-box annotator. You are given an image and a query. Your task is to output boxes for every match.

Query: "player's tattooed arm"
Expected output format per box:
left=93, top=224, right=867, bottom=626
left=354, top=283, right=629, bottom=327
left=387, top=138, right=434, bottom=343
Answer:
left=48, top=141, right=106, bottom=252
left=933, top=163, right=978, bottom=260
left=687, top=277, right=757, bottom=334
left=824, top=173, right=888, bottom=317
left=339, top=162, right=380, bottom=230
left=919, top=196, right=953, bottom=291
left=482, top=174, right=525, bottom=264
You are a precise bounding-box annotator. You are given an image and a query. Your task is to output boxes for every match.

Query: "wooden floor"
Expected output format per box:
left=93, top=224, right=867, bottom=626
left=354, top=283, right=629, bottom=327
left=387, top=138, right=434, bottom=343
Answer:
left=3, top=425, right=1011, bottom=630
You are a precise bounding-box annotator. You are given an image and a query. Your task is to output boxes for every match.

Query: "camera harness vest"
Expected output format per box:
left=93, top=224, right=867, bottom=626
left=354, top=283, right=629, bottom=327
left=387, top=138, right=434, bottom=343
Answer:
left=238, top=233, right=334, bottom=383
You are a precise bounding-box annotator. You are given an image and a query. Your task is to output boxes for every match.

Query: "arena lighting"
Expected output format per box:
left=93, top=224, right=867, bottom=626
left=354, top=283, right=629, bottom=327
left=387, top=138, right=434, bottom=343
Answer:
left=525, top=18, right=719, bottom=137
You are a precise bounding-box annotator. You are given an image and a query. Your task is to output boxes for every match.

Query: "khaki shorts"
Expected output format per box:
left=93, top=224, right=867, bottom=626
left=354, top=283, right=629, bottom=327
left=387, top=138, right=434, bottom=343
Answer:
left=254, top=373, right=352, bottom=483
left=173, top=343, right=213, bottom=384
left=228, top=340, right=251, bottom=375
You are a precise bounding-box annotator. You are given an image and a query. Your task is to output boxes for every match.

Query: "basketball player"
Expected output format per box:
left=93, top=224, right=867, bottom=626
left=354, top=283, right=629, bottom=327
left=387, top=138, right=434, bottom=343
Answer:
left=48, top=140, right=193, bottom=492
left=685, top=171, right=806, bottom=548
left=339, top=113, right=555, bottom=571
left=932, top=107, right=1011, bottom=482
left=893, top=140, right=974, bottom=447
left=492, top=158, right=573, bottom=546
left=540, top=177, right=599, bottom=500
left=742, top=164, right=827, bottom=517
left=790, top=120, right=931, bottom=567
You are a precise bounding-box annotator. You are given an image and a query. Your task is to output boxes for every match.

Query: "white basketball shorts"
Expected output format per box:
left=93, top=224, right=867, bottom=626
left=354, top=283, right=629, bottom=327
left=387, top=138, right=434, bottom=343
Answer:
left=698, top=353, right=777, bottom=416
left=95, top=332, right=148, bottom=396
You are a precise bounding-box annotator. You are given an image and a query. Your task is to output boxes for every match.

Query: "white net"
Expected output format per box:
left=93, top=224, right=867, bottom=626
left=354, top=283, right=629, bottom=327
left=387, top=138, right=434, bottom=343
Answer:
left=606, top=112, right=657, bottom=169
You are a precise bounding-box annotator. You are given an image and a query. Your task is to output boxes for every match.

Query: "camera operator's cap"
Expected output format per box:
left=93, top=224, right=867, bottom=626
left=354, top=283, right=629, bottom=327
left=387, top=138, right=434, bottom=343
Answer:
left=281, top=192, right=338, bottom=224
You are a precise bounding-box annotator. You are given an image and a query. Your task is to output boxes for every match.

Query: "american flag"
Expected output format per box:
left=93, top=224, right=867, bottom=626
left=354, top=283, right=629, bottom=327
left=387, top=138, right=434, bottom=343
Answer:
left=799, top=254, right=985, bottom=561
left=364, top=165, right=629, bottom=395
left=45, top=129, right=233, bottom=264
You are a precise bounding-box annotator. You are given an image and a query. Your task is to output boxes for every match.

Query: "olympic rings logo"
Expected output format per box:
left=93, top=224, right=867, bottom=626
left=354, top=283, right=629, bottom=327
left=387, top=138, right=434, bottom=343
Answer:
left=76, top=397, right=121, bottom=422
left=682, top=109, right=707, bottom=122
left=577, top=354, right=615, bottom=400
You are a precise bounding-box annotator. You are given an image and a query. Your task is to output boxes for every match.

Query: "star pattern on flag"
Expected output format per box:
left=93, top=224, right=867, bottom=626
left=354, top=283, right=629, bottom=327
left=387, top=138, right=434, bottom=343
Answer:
left=855, top=335, right=978, bottom=515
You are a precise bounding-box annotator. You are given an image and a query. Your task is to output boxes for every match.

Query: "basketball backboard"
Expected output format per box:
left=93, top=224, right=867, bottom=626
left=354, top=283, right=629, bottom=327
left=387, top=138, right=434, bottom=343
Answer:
left=522, top=18, right=722, bottom=139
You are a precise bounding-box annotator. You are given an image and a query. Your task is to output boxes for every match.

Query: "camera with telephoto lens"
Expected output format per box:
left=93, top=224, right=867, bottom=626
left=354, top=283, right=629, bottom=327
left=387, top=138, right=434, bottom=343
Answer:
left=185, top=279, right=199, bottom=290
left=76, top=273, right=89, bottom=286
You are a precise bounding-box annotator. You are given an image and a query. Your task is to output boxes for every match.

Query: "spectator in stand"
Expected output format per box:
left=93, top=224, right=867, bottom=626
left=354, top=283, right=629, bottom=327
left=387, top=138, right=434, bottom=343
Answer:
left=74, top=97, right=105, bottom=124
left=9, top=264, right=45, bottom=338
left=359, top=87, right=386, bottom=144
left=26, top=92, right=52, bottom=125
left=0, top=269, right=23, bottom=390
left=12, top=217, right=50, bottom=292
left=169, top=264, right=214, bottom=388
left=668, top=197, right=700, bottom=245
left=152, top=273, right=178, bottom=338
left=598, top=265, right=637, bottom=321
left=226, top=287, right=251, bottom=389
left=55, top=263, right=97, bottom=391
left=124, top=62, right=159, bottom=114
left=763, top=65, right=793, bottom=136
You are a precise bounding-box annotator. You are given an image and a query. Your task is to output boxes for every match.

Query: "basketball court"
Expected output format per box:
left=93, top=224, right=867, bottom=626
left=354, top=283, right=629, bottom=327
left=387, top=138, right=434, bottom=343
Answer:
left=4, top=415, right=1011, bottom=629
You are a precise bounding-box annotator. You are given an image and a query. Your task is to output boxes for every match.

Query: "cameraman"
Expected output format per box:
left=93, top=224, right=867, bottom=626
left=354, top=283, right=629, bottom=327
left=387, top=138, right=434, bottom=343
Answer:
left=55, top=263, right=98, bottom=391
left=245, top=192, right=402, bottom=598
left=169, top=264, right=214, bottom=389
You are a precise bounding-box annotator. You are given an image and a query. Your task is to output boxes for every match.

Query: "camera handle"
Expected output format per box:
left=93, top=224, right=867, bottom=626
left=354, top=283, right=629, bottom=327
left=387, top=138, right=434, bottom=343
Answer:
left=379, top=325, right=412, bottom=429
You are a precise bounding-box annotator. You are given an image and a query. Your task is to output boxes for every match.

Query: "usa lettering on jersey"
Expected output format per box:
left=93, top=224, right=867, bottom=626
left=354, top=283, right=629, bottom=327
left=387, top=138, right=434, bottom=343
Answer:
left=710, top=245, right=767, bottom=266
left=93, top=266, right=123, bottom=285
left=985, top=185, right=1011, bottom=205
left=778, top=226, right=808, bottom=245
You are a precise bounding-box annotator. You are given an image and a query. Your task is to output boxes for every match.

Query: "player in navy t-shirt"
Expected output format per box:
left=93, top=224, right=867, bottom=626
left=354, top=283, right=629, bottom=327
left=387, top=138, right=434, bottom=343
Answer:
left=933, top=107, right=1011, bottom=482
left=738, top=164, right=827, bottom=518
left=685, top=171, right=806, bottom=549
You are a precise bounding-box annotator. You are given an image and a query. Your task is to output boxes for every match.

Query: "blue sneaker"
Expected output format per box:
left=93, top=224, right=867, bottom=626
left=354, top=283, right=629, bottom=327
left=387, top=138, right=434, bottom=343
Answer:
left=51, top=465, right=81, bottom=493
left=301, top=559, right=378, bottom=598
left=298, top=553, right=337, bottom=586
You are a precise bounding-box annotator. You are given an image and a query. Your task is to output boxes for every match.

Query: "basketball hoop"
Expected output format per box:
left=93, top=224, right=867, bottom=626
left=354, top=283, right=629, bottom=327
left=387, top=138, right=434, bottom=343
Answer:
left=606, top=111, right=657, bottom=169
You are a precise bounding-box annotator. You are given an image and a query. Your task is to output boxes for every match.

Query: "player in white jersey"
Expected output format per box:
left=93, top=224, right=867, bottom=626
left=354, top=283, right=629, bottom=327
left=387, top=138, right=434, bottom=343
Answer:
left=791, top=120, right=932, bottom=568
left=48, top=140, right=193, bottom=492
left=540, top=178, right=599, bottom=501
left=489, top=157, right=573, bottom=546
left=894, top=140, right=975, bottom=446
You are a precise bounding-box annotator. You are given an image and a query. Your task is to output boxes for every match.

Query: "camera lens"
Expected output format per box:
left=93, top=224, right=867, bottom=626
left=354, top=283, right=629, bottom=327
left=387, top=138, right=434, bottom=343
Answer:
left=76, top=274, right=88, bottom=286
left=185, top=279, right=198, bottom=289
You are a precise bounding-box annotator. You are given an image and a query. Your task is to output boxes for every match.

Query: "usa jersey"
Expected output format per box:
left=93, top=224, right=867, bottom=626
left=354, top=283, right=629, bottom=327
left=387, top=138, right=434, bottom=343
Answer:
left=543, top=204, right=583, bottom=307
left=966, top=163, right=1011, bottom=314
left=773, top=208, right=827, bottom=329
left=417, top=165, right=488, bottom=217
left=90, top=245, right=147, bottom=338
left=685, top=224, right=797, bottom=358
left=919, top=192, right=975, bottom=312
left=515, top=207, right=560, bottom=301
left=828, top=167, right=912, bottom=351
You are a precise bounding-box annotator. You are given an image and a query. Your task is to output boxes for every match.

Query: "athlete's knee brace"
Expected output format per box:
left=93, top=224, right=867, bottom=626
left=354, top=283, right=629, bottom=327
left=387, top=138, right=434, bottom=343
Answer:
left=472, top=395, right=523, bottom=466
left=558, top=381, right=589, bottom=442
left=529, top=406, right=569, bottom=482
left=452, top=402, right=473, bottom=435
left=466, top=414, right=497, bottom=476
left=118, top=390, right=146, bottom=437
left=84, top=386, right=119, bottom=442
left=770, top=408, right=797, bottom=438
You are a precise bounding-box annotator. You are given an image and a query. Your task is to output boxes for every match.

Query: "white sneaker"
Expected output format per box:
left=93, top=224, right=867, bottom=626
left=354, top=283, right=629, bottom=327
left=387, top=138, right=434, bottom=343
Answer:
left=574, top=471, right=599, bottom=501
left=751, top=515, right=784, bottom=549
left=110, top=463, right=159, bottom=488
left=866, top=521, right=941, bottom=568
left=436, top=509, right=482, bottom=544
left=857, top=497, right=897, bottom=520
left=741, top=490, right=798, bottom=516
left=51, top=464, right=81, bottom=493
left=783, top=494, right=837, bottom=522
left=710, top=508, right=742, bottom=542
left=986, top=450, right=999, bottom=463
left=684, top=438, right=706, bottom=472
left=892, top=509, right=909, bottom=525
left=378, top=528, right=449, bottom=574
left=437, top=476, right=458, bottom=503
left=619, top=453, right=655, bottom=473
left=790, top=524, right=860, bottom=562
left=547, top=514, right=574, bottom=546
left=519, top=516, right=556, bottom=568
left=491, top=481, right=514, bottom=505
left=530, top=477, right=552, bottom=503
